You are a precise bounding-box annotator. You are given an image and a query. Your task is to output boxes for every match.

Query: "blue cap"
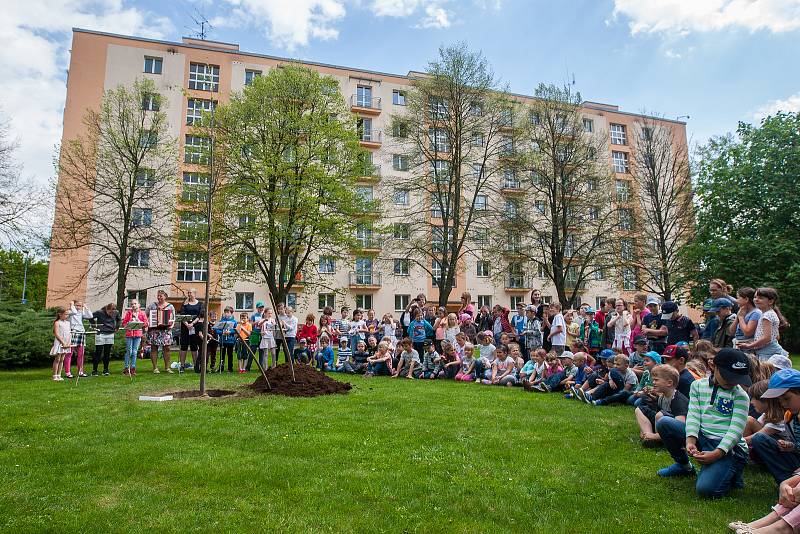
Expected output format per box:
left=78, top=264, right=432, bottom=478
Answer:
left=708, top=298, right=733, bottom=312
left=761, top=369, right=800, bottom=399
left=256, top=301, right=265, bottom=308
left=584, top=306, right=595, bottom=314
left=599, top=349, right=616, bottom=360
left=643, top=351, right=662, bottom=364
left=702, top=298, right=715, bottom=312
left=676, top=341, right=689, bottom=347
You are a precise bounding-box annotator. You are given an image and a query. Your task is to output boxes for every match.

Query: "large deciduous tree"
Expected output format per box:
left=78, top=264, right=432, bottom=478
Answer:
left=627, top=115, right=693, bottom=301
left=208, top=64, right=369, bottom=304
left=684, top=112, right=799, bottom=349
left=52, top=78, right=178, bottom=309
left=0, top=115, right=43, bottom=246
left=388, top=43, right=520, bottom=306
left=509, top=83, right=616, bottom=308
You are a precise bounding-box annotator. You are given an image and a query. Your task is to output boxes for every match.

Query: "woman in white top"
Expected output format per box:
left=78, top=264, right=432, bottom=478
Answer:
left=607, top=298, right=632, bottom=355
left=739, top=287, right=789, bottom=361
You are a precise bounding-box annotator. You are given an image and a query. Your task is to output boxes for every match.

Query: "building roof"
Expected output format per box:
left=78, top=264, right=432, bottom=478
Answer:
left=72, top=27, right=686, bottom=126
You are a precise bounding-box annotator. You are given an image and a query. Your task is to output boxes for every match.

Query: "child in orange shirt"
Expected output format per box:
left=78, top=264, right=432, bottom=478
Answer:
left=236, top=313, right=253, bottom=373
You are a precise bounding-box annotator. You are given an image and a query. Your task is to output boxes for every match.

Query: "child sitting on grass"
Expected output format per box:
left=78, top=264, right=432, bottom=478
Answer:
left=393, top=338, right=420, bottom=379
left=292, top=338, right=312, bottom=365
left=563, top=352, right=592, bottom=398
left=744, top=378, right=799, bottom=485
left=537, top=351, right=577, bottom=392
left=455, top=343, right=476, bottom=381
left=635, top=364, right=689, bottom=447
left=578, top=354, right=638, bottom=406
left=484, top=345, right=517, bottom=386
left=627, top=351, right=661, bottom=407
left=335, top=337, right=353, bottom=373
left=655, top=348, right=751, bottom=499
left=475, top=332, right=497, bottom=382
left=520, top=348, right=547, bottom=389
left=351, top=340, right=370, bottom=374
left=421, top=340, right=439, bottom=379
left=314, top=336, right=334, bottom=371
left=436, top=342, right=461, bottom=379
left=364, top=341, right=393, bottom=377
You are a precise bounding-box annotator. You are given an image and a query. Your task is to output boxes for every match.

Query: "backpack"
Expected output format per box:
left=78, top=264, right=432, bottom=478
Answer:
left=583, top=320, right=602, bottom=349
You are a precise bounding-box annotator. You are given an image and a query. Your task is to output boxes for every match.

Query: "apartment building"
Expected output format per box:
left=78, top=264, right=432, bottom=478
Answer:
left=46, top=28, right=689, bottom=316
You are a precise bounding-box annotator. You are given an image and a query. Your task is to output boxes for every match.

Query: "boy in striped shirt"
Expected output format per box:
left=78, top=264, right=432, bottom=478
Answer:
left=656, top=348, right=751, bottom=498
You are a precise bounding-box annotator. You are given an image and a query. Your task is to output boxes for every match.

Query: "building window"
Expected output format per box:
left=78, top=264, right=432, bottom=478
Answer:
left=429, top=127, right=450, bottom=152
left=185, top=135, right=211, bottom=164
left=623, top=267, right=637, bottom=290
left=135, top=169, right=155, bottom=188
left=476, top=260, right=489, bottom=277
left=500, top=108, right=513, bottom=127
left=177, top=252, right=208, bottom=282
left=393, top=189, right=409, bottom=206
left=615, top=179, right=631, bottom=202
left=534, top=200, right=546, bottom=215
left=235, top=292, right=254, bottom=311
left=244, top=69, right=262, bottom=86
left=395, top=294, right=410, bottom=311
left=394, top=258, right=410, bottom=276
left=477, top=295, right=492, bottom=308
left=126, top=289, right=147, bottom=307
left=505, top=199, right=518, bottom=218
left=588, top=206, right=599, bottom=220
left=392, top=223, right=410, bottom=240
left=143, top=56, right=163, bottom=74
left=318, top=293, right=335, bottom=311
left=357, top=117, right=375, bottom=142
left=471, top=132, right=484, bottom=147
left=595, top=296, right=607, bottom=310
left=318, top=256, right=335, bottom=274
left=503, top=169, right=520, bottom=189
left=356, top=223, right=374, bottom=248
left=392, top=154, right=409, bottom=171
left=473, top=228, right=488, bottom=245
left=431, top=226, right=454, bottom=253
left=284, top=293, right=297, bottom=310
left=612, top=151, right=629, bottom=173
left=473, top=195, right=488, bottom=211
left=189, top=63, right=220, bottom=92
left=618, top=208, right=633, bottom=230
left=593, top=265, right=605, bottom=280
left=141, top=93, right=160, bottom=111
left=356, top=85, right=373, bottom=108
left=564, top=234, right=575, bottom=257
left=392, top=90, right=406, bottom=106
left=501, top=136, right=514, bottom=155
left=431, top=194, right=449, bottom=218
left=356, top=186, right=373, bottom=203
left=182, top=172, right=210, bottom=202
left=510, top=295, right=524, bottom=309
left=139, top=130, right=157, bottom=149
left=621, top=238, right=635, bottom=261
left=132, top=208, right=152, bottom=228
left=187, top=98, right=215, bottom=125
left=236, top=254, right=255, bottom=272
left=610, top=123, right=627, bottom=145
left=430, top=159, right=450, bottom=177
left=179, top=212, right=207, bottom=240
left=587, top=178, right=598, bottom=191
left=529, top=111, right=541, bottom=125
left=429, top=97, right=447, bottom=120
left=470, top=101, right=483, bottom=116
left=355, top=294, right=373, bottom=310
left=641, top=126, right=654, bottom=141
left=431, top=260, right=442, bottom=286
left=392, top=122, right=408, bottom=138
left=129, top=248, right=150, bottom=268
left=538, top=264, right=547, bottom=279
left=583, top=118, right=594, bottom=133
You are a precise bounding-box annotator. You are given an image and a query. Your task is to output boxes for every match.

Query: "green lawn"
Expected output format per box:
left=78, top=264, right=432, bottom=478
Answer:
left=0, top=363, right=778, bottom=533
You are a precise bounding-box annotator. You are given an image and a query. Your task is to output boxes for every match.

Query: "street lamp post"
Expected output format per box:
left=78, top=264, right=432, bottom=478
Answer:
left=21, top=250, right=29, bottom=305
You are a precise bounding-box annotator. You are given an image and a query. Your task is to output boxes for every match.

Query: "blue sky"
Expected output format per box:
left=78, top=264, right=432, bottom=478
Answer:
left=2, top=0, right=799, bottom=186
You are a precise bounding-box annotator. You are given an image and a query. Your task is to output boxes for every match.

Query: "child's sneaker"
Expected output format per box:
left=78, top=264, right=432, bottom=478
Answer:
left=563, top=392, right=574, bottom=399
left=153, top=368, right=160, bottom=374
left=123, top=368, right=130, bottom=376
left=657, top=462, right=695, bottom=478
left=91, top=370, right=99, bottom=377
left=102, top=370, right=110, bottom=376
left=78, top=372, right=88, bottom=378
left=65, top=373, right=74, bottom=379
left=131, top=368, right=137, bottom=376
left=583, top=393, right=593, bottom=404
left=574, top=388, right=586, bottom=402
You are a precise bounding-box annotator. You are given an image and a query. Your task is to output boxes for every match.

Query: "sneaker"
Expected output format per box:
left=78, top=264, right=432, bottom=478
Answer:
left=523, top=380, right=534, bottom=392
left=65, top=373, right=74, bottom=379
left=78, top=372, right=88, bottom=378
left=657, top=462, right=695, bottom=478
left=591, top=400, right=600, bottom=406
left=153, top=368, right=160, bottom=374
left=184, top=363, right=194, bottom=370
left=583, top=393, right=593, bottom=404
left=574, top=388, right=586, bottom=402
left=123, top=368, right=130, bottom=376
left=166, top=368, right=174, bottom=374
left=103, top=370, right=110, bottom=376
left=53, top=375, right=64, bottom=381
left=542, top=383, right=551, bottom=392
left=131, top=369, right=137, bottom=376
left=564, top=393, right=574, bottom=399
left=91, top=371, right=99, bottom=377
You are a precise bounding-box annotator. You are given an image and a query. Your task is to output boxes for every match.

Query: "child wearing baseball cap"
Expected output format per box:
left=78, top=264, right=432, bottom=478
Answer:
left=730, top=369, right=800, bottom=533
left=656, top=348, right=751, bottom=499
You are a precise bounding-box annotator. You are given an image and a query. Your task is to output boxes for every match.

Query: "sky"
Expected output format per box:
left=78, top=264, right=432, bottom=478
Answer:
left=1, top=0, right=799, bottom=188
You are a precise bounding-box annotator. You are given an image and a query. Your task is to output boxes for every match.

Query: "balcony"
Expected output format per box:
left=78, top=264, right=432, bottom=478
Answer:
left=353, top=237, right=381, bottom=254
left=564, top=279, right=587, bottom=291
left=500, top=181, right=524, bottom=195
left=357, top=164, right=381, bottom=183
left=502, top=244, right=525, bottom=257
left=359, top=130, right=382, bottom=149
left=351, top=95, right=382, bottom=115
left=348, top=271, right=382, bottom=290
left=505, top=275, right=533, bottom=292
left=499, top=147, right=517, bottom=159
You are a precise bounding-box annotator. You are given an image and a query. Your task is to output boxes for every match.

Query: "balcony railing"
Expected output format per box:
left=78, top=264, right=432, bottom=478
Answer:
left=358, top=164, right=381, bottom=178
left=359, top=130, right=382, bottom=144
left=351, top=94, right=382, bottom=111
left=354, top=237, right=381, bottom=251
left=348, top=271, right=382, bottom=287
left=505, top=275, right=533, bottom=291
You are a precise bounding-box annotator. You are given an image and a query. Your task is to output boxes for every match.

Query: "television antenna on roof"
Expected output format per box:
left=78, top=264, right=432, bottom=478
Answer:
left=186, top=9, right=213, bottom=40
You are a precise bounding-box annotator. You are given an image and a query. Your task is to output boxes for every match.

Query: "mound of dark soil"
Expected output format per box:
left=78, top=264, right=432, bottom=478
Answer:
left=249, top=363, right=351, bottom=397
left=169, top=389, right=237, bottom=398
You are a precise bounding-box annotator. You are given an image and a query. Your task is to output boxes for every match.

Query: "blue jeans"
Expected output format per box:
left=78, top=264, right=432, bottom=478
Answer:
left=545, top=371, right=566, bottom=391
left=592, top=369, right=632, bottom=405
left=124, top=336, right=141, bottom=369
left=750, top=432, right=800, bottom=483
left=656, top=416, right=747, bottom=498
left=627, top=394, right=645, bottom=407
left=366, top=361, right=390, bottom=375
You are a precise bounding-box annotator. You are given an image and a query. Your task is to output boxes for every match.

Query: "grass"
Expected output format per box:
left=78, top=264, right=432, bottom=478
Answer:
left=0, top=362, right=779, bottom=533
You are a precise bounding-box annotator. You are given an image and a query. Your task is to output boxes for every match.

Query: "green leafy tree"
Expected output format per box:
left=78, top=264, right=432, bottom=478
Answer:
left=52, top=78, right=178, bottom=310
left=684, top=112, right=800, bottom=349
left=0, top=249, right=48, bottom=308
left=207, top=65, right=370, bottom=304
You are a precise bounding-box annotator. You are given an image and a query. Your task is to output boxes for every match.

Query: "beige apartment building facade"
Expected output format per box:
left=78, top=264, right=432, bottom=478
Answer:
left=47, top=28, right=689, bottom=317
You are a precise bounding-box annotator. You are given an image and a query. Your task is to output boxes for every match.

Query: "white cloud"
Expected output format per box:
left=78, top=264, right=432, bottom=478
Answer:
left=371, top=0, right=453, bottom=29
left=417, top=5, right=451, bottom=28
left=750, top=92, right=800, bottom=121
left=0, top=0, right=173, bottom=189
left=664, top=48, right=682, bottom=59
left=612, top=0, right=800, bottom=35
left=211, top=0, right=347, bottom=50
